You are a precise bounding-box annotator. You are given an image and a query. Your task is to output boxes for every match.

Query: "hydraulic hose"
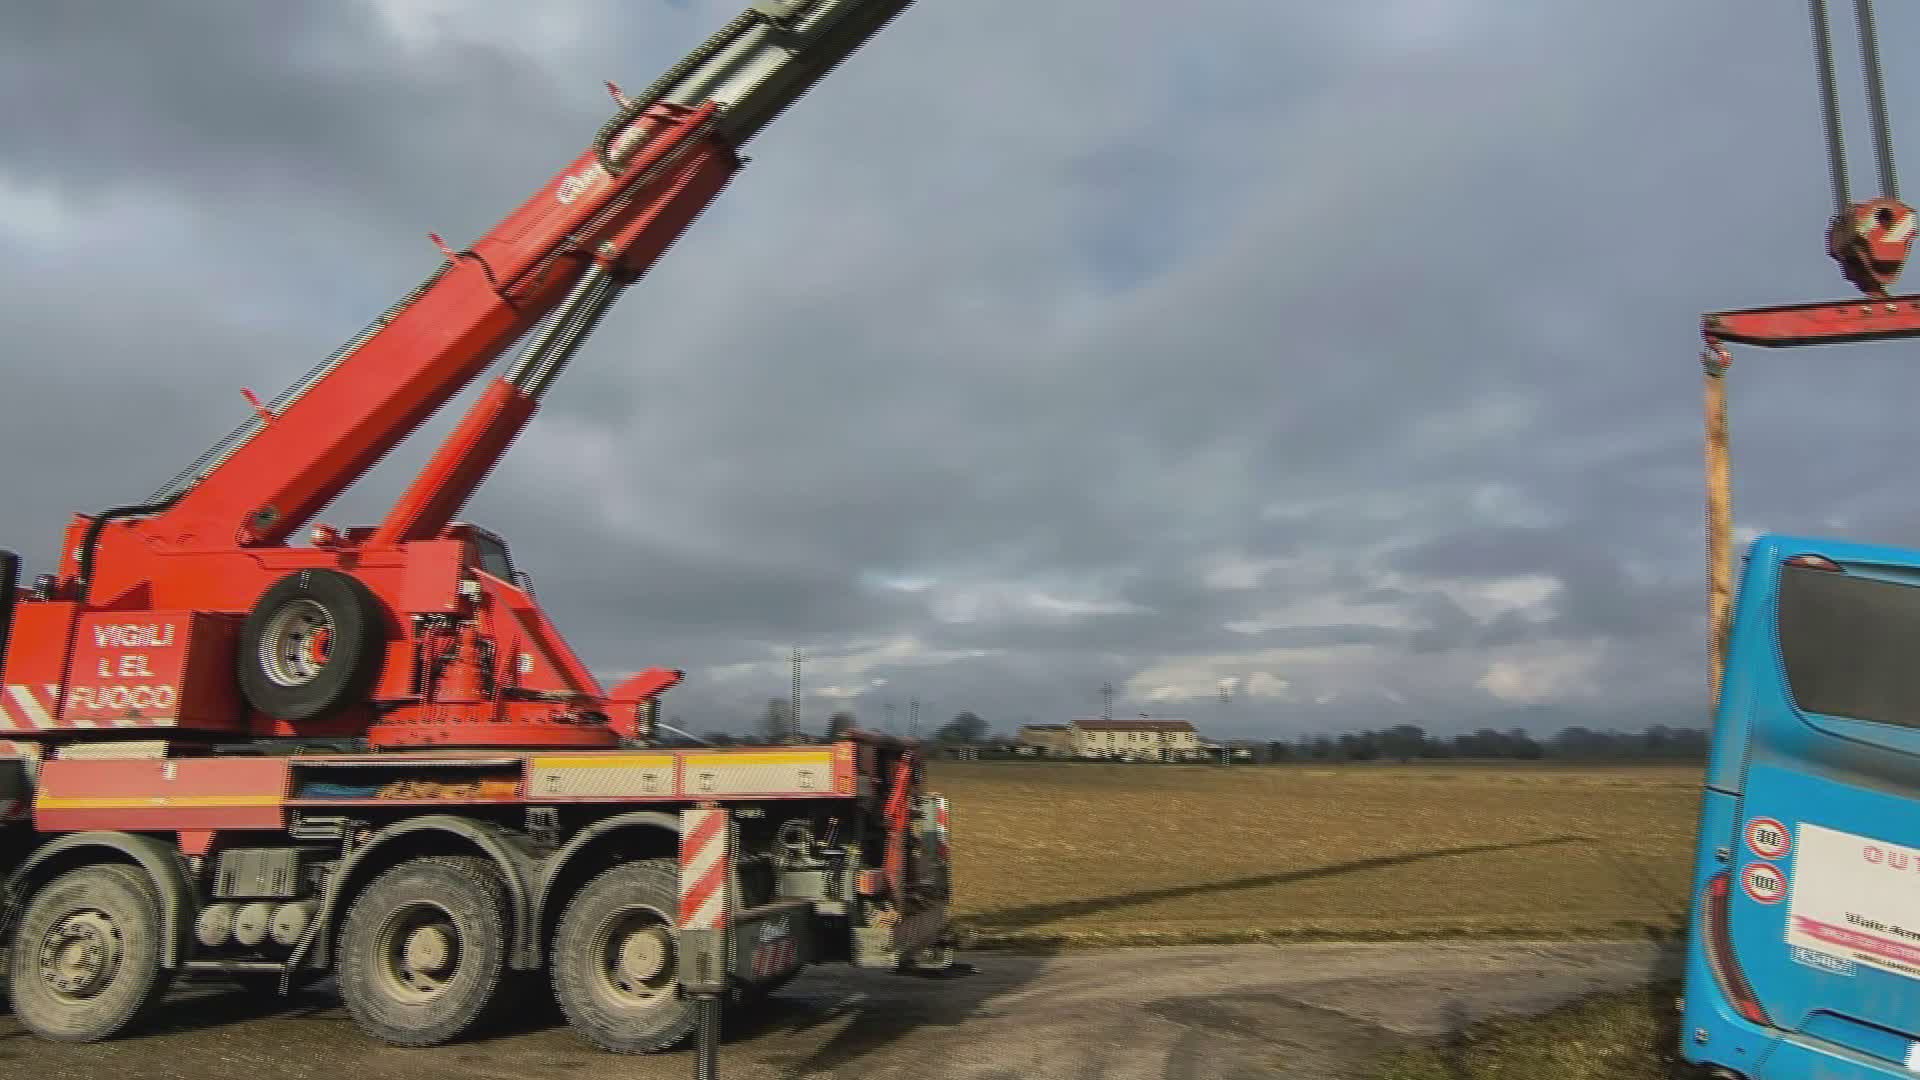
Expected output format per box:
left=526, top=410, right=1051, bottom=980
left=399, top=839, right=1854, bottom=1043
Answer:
left=77, top=497, right=179, bottom=604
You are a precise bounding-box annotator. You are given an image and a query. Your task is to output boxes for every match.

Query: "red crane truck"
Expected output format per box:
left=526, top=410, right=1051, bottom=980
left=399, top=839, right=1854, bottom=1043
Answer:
left=0, top=0, right=954, bottom=1054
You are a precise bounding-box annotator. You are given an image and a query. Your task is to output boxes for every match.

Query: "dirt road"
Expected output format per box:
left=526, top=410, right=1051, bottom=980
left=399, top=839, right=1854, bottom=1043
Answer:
left=0, top=941, right=1677, bottom=1080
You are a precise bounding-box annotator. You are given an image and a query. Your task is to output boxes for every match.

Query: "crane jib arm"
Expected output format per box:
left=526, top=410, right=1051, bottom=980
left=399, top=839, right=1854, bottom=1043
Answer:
left=139, top=106, right=735, bottom=554
left=128, top=0, right=914, bottom=557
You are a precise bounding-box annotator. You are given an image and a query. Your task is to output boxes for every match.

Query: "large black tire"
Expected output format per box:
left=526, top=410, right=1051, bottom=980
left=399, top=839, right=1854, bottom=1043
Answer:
left=551, top=860, right=695, bottom=1054
left=336, top=856, right=516, bottom=1047
left=7, top=863, right=174, bottom=1042
left=238, top=569, right=384, bottom=722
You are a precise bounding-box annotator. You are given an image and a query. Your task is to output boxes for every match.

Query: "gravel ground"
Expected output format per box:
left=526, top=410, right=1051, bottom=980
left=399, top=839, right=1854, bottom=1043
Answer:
left=0, top=940, right=1679, bottom=1080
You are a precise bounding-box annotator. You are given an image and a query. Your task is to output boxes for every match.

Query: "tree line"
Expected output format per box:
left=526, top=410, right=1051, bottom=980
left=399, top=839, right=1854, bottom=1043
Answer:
left=1260, top=723, right=1709, bottom=763
left=678, top=701, right=990, bottom=746
left=671, top=701, right=1709, bottom=763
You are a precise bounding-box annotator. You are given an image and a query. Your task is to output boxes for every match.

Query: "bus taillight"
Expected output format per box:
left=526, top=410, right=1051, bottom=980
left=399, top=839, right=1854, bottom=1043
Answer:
left=1785, top=554, right=1844, bottom=572
left=1703, top=871, right=1773, bottom=1027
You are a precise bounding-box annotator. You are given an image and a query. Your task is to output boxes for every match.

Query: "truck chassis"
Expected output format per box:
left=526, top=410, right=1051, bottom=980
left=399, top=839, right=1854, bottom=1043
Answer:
left=0, top=734, right=952, bottom=1050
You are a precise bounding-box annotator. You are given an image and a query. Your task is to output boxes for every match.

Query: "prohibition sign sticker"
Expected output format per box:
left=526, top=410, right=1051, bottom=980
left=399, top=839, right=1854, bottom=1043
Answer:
left=1746, top=817, right=1791, bottom=860
left=1742, top=862, right=1786, bottom=905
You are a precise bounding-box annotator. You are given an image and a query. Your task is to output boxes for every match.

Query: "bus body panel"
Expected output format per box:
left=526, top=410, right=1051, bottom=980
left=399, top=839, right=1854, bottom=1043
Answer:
left=1683, top=784, right=1783, bottom=1074
left=1687, top=533, right=1920, bottom=1077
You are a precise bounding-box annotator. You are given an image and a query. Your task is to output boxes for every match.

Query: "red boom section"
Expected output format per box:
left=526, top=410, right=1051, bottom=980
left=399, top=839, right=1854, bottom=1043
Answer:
left=129, top=104, right=737, bottom=556
left=3, top=2, right=922, bottom=753
left=1705, top=295, right=1920, bottom=348
left=14, top=105, right=741, bottom=749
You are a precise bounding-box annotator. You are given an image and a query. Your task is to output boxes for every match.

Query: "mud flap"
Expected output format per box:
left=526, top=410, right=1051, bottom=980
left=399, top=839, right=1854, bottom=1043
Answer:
left=0, top=751, right=29, bottom=821
left=731, top=899, right=814, bottom=985
left=0, top=550, right=17, bottom=684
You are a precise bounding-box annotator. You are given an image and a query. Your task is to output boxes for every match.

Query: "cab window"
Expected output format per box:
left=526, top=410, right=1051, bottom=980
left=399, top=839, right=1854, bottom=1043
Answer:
left=470, top=533, right=515, bottom=582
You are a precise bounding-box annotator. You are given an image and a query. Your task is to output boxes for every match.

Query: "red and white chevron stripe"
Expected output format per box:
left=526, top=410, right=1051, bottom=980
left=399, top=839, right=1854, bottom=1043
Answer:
left=1888, top=209, right=1919, bottom=247
left=678, top=807, right=732, bottom=930
left=0, top=684, right=180, bottom=731
left=0, top=684, right=63, bottom=731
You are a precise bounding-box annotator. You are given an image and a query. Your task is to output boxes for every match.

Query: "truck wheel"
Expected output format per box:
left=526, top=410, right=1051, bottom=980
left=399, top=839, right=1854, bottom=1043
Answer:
left=551, top=860, right=695, bottom=1053
left=336, top=856, right=514, bottom=1046
left=7, top=863, right=174, bottom=1042
left=238, top=569, right=383, bottom=722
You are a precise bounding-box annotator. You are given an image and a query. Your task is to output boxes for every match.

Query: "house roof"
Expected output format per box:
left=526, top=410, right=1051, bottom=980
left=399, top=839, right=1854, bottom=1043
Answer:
left=1019, top=724, right=1070, bottom=732
left=1072, top=718, right=1196, bottom=733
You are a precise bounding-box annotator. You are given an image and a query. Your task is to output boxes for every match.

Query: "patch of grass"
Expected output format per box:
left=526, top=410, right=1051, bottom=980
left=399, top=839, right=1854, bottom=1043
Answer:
left=1371, top=980, right=1684, bottom=1080
left=931, top=761, right=1700, bottom=945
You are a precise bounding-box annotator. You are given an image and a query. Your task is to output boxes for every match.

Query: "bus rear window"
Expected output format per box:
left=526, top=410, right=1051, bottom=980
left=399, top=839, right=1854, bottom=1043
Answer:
left=1778, top=564, right=1920, bottom=729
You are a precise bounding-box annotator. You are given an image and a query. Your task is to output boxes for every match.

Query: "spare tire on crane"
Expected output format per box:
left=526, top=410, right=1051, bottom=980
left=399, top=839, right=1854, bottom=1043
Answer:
left=238, top=569, right=384, bottom=722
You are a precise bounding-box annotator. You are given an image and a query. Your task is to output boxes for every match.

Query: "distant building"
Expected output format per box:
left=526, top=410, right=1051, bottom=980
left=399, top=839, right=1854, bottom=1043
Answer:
left=1069, top=718, right=1201, bottom=762
left=1017, top=724, right=1074, bottom=758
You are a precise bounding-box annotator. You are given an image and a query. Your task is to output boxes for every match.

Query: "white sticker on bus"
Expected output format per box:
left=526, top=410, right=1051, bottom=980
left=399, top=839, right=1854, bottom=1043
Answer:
left=1790, top=945, right=1856, bottom=977
left=1787, top=823, right=1920, bottom=981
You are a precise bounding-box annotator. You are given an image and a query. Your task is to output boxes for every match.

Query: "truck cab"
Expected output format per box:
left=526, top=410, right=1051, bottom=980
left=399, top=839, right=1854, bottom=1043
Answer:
left=1685, top=533, right=1920, bottom=1078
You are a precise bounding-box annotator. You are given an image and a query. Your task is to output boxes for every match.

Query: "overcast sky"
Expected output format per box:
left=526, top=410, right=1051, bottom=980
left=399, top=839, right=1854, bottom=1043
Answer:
left=3, top=1, right=1917, bottom=740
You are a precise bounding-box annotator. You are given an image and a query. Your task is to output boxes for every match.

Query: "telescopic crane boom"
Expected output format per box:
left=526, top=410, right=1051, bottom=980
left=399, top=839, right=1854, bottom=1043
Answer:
left=150, top=0, right=912, bottom=550
left=0, top=0, right=914, bottom=750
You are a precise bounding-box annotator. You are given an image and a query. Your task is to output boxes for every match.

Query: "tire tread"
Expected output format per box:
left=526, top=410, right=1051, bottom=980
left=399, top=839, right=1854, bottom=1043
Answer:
left=335, top=855, right=514, bottom=1047
left=6, top=862, right=173, bottom=1043
left=551, top=858, right=695, bottom=1054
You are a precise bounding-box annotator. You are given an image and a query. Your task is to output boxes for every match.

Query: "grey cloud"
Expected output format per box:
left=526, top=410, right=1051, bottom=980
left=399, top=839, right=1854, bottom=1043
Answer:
left=2, top=0, right=1911, bottom=738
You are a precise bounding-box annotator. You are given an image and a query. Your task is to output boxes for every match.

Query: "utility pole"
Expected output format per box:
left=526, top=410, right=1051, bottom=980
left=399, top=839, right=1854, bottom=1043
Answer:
left=908, top=697, right=920, bottom=739
left=1218, top=685, right=1233, bottom=766
left=789, top=647, right=803, bottom=742
left=1100, top=681, right=1114, bottom=723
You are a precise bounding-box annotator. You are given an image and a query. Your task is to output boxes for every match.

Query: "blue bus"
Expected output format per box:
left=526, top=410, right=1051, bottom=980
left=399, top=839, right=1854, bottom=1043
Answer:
left=1685, top=533, right=1920, bottom=1078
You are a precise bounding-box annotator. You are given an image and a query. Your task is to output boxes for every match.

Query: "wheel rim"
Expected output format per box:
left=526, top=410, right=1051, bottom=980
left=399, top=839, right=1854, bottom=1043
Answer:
left=374, top=901, right=463, bottom=1004
left=591, top=906, right=677, bottom=1009
left=259, top=598, right=334, bottom=687
left=37, top=909, right=124, bottom=1000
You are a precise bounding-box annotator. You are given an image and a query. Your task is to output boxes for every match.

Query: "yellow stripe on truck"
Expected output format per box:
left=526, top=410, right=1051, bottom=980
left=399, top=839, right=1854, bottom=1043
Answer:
left=531, top=754, right=676, bottom=770
left=682, top=753, right=832, bottom=769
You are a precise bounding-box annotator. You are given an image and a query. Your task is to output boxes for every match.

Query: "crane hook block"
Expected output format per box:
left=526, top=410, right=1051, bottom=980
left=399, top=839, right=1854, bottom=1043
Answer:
left=1829, top=197, right=1917, bottom=297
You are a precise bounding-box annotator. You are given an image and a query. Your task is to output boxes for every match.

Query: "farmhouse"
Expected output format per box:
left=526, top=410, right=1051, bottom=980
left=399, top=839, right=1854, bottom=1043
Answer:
left=1017, top=724, right=1074, bottom=757
left=1069, top=718, right=1202, bottom=761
